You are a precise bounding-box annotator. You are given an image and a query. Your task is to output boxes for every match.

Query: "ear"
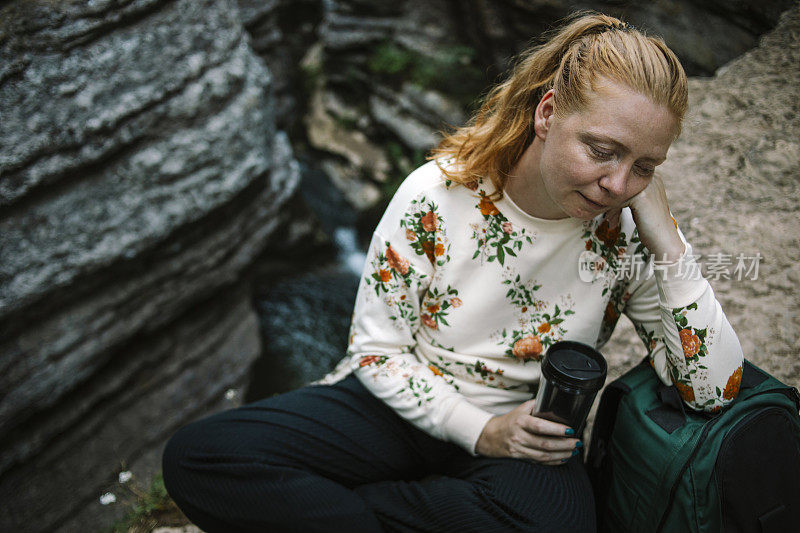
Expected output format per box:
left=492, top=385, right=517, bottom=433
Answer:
left=534, top=89, right=556, bottom=140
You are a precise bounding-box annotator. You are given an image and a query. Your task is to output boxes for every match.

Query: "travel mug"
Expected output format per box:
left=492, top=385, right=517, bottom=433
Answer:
left=532, top=340, right=607, bottom=435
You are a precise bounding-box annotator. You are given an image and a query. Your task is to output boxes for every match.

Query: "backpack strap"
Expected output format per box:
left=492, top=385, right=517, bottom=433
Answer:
left=741, top=360, right=768, bottom=389
left=646, top=385, right=687, bottom=434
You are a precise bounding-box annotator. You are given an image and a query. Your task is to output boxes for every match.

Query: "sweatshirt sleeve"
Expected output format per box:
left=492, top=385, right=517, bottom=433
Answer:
left=622, top=220, right=745, bottom=413
left=346, top=184, right=494, bottom=455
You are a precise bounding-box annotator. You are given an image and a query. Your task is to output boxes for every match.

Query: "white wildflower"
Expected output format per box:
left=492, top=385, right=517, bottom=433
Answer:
left=118, top=471, right=132, bottom=484
left=224, top=389, right=238, bottom=401
left=99, top=492, right=116, bottom=505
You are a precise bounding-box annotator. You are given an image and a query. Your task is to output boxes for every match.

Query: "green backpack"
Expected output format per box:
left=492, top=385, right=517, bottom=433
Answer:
left=586, top=358, right=800, bottom=532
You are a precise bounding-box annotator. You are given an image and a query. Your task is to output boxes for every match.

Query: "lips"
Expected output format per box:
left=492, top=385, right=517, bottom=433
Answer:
left=579, top=192, right=608, bottom=208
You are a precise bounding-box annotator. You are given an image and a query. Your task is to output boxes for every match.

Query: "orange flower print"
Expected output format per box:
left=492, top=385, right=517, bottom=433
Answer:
left=406, top=229, right=416, bottom=241
left=359, top=355, right=383, bottom=367
left=585, top=239, right=592, bottom=250
left=595, top=218, right=621, bottom=248
left=450, top=297, right=462, bottom=308
left=428, top=364, right=443, bottom=377
left=426, top=303, right=440, bottom=314
left=502, top=221, right=513, bottom=234
left=538, top=323, right=551, bottom=334
left=379, top=269, right=392, bottom=283
left=479, top=197, right=500, bottom=216
left=421, top=314, right=438, bottom=329
left=434, top=243, right=445, bottom=256
left=512, top=335, right=543, bottom=361
left=421, top=240, right=435, bottom=263
left=604, top=302, right=618, bottom=324
left=673, top=380, right=695, bottom=403
left=708, top=406, right=722, bottom=414
left=385, top=245, right=410, bottom=275
left=421, top=211, right=438, bottom=232
left=649, top=339, right=657, bottom=351
left=723, top=366, right=743, bottom=400
left=679, top=328, right=701, bottom=358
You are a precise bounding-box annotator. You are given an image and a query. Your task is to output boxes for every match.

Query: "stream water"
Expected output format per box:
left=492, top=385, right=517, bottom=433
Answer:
left=245, top=159, right=368, bottom=401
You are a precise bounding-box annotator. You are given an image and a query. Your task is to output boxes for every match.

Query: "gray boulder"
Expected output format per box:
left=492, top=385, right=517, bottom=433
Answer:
left=0, top=0, right=305, bottom=530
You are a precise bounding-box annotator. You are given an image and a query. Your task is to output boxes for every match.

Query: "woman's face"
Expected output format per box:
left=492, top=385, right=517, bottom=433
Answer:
left=532, top=79, right=680, bottom=220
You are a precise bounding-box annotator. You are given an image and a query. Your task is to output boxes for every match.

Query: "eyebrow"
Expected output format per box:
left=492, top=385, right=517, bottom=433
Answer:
left=579, top=132, right=666, bottom=164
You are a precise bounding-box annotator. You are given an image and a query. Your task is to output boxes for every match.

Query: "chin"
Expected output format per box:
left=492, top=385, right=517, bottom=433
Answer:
left=568, top=205, right=601, bottom=221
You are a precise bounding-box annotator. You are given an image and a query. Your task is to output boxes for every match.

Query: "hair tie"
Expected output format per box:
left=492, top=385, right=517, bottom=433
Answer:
left=603, top=21, right=636, bottom=33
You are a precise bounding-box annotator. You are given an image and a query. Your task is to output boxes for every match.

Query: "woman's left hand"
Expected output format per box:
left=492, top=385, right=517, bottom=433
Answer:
left=611, top=174, right=685, bottom=263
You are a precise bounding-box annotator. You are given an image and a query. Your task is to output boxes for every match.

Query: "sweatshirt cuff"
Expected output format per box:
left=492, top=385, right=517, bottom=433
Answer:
left=654, top=242, right=709, bottom=309
left=441, top=400, right=495, bottom=456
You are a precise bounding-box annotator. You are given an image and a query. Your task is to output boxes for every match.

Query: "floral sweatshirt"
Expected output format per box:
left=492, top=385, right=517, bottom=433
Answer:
left=318, top=159, right=745, bottom=455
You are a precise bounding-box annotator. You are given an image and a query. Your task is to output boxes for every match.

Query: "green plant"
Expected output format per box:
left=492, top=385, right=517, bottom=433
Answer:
left=366, top=41, right=485, bottom=108
left=367, top=42, right=415, bottom=75
left=105, top=471, right=189, bottom=533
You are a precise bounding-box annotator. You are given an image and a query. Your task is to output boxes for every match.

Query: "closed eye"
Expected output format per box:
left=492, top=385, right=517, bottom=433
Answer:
left=588, top=144, right=614, bottom=160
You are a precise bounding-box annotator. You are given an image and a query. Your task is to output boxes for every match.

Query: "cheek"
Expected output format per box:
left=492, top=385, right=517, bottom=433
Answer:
left=544, top=146, right=594, bottom=183
left=627, top=177, right=651, bottom=198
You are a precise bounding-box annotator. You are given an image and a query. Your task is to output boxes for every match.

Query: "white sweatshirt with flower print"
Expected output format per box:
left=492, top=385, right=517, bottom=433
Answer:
left=318, top=159, right=745, bottom=456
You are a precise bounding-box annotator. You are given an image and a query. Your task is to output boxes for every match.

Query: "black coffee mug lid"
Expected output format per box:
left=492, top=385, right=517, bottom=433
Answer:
left=541, top=341, right=607, bottom=391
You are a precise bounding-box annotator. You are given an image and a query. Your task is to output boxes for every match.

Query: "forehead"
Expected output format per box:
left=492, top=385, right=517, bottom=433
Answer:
left=565, top=80, right=679, bottom=159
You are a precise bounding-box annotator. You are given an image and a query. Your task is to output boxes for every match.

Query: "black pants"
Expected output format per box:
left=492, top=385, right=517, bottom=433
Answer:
left=162, top=375, right=595, bottom=532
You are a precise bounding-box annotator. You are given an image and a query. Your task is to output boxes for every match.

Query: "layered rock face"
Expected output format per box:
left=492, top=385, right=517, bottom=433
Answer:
left=0, top=0, right=303, bottom=530
left=237, top=0, right=323, bottom=133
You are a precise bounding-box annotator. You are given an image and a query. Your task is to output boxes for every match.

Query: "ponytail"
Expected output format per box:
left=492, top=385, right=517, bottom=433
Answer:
left=430, top=11, right=688, bottom=196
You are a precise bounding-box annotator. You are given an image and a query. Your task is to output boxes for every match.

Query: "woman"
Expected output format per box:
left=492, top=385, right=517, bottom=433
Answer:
left=162, top=12, right=744, bottom=532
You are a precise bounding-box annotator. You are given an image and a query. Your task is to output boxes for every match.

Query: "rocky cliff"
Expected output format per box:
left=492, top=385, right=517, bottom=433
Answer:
left=0, top=0, right=308, bottom=530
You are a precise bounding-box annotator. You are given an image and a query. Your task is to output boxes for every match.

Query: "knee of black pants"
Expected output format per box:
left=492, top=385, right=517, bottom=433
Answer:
left=161, top=418, right=216, bottom=504
left=161, top=423, right=191, bottom=502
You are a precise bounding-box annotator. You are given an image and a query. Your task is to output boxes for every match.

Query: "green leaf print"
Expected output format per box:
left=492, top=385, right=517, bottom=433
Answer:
left=399, top=376, right=436, bottom=407
left=364, top=242, right=427, bottom=329
left=496, top=277, right=573, bottom=363
left=672, top=303, right=710, bottom=365
left=400, top=197, right=451, bottom=266
left=471, top=193, right=533, bottom=265
left=633, top=322, right=662, bottom=359
left=420, top=285, right=462, bottom=330
left=428, top=355, right=521, bottom=391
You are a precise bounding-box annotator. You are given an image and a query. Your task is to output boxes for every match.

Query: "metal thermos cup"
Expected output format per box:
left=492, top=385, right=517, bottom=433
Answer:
left=532, top=340, right=607, bottom=435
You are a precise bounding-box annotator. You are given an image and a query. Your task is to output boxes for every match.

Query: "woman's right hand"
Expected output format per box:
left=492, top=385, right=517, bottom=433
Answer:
left=475, top=399, right=582, bottom=465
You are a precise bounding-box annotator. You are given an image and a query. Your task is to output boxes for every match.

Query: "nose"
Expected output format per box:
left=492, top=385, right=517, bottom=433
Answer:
left=598, top=164, right=629, bottom=198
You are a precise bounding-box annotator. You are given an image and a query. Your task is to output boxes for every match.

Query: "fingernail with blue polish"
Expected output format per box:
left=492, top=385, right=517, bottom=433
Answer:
left=565, top=428, right=575, bottom=436
left=572, top=448, right=580, bottom=456
left=575, top=441, right=583, bottom=448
